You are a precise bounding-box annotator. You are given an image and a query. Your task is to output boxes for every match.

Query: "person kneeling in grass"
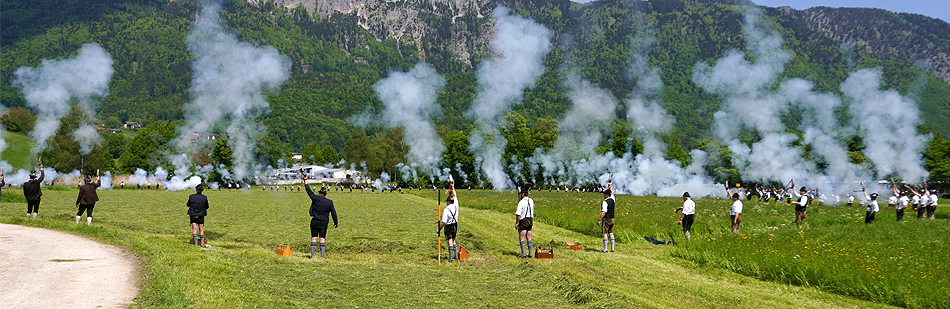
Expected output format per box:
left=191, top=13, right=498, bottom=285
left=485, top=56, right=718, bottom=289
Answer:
left=187, top=184, right=210, bottom=248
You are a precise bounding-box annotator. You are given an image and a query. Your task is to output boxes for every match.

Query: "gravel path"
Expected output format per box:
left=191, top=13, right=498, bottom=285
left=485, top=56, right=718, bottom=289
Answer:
left=0, top=223, right=139, bottom=309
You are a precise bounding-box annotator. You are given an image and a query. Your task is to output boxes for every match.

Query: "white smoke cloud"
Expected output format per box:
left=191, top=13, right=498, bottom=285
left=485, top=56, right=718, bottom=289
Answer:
left=372, top=62, right=447, bottom=180
left=11, top=43, right=113, bottom=155
left=843, top=69, right=929, bottom=182
left=176, top=0, right=291, bottom=181
left=466, top=5, right=553, bottom=190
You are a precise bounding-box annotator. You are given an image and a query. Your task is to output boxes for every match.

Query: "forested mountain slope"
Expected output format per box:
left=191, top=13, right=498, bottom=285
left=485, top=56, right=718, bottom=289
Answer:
left=2, top=0, right=949, bottom=153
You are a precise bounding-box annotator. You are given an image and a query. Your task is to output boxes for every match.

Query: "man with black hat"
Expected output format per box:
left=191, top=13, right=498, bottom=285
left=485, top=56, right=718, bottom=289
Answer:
left=675, top=192, right=696, bottom=241
left=791, top=185, right=809, bottom=229
left=304, top=175, right=337, bottom=258
left=515, top=183, right=535, bottom=258
left=23, top=163, right=45, bottom=220
left=596, top=180, right=615, bottom=252
left=186, top=184, right=210, bottom=248
left=861, top=186, right=879, bottom=224
left=76, top=175, right=101, bottom=225
left=438, top=181, right=459, bottom=261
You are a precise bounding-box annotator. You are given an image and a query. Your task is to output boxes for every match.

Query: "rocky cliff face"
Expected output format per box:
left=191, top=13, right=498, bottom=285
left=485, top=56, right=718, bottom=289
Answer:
left=259, top=0, right=498, bottom=67
left=779, top=6, right=950, bottom=83
left=253, top=0, right=950, bottom=83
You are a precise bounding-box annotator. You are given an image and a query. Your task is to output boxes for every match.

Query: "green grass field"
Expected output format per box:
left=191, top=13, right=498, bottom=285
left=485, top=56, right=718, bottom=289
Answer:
left=0, top=188, right=931, bottom=308
left=412, top=189, right=949, bottom=309
left=0, top=131, right=34, bottom=170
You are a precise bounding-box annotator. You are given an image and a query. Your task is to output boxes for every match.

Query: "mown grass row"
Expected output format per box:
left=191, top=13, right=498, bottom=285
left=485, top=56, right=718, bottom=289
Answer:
left=412, top=189, right=949, bottom=309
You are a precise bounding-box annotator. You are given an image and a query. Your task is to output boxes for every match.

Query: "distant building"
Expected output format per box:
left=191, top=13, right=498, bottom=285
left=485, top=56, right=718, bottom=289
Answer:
left=291, top=152, right=302, bottom=162
left=123, top=121, right=143, bottom=129
left=270, top=164, right=366, bottom=184
left=102, top=129, right=121, bottom=134
left=184, top=133, right=218, bottom=143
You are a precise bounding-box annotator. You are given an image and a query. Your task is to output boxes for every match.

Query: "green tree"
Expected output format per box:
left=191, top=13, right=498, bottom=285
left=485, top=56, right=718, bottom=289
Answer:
left=211, top=137, right=233, bottom=173
left=1, top=107, right=36, bottom=133
left=322, top=145, right=340, bottom=166
left=117, top=121, right=176, bottom=174
left=105, top=133, right=128, bottom=159
left=302, top=142, right=323, bottom=164
left=39, top=106, right=112, bottom=175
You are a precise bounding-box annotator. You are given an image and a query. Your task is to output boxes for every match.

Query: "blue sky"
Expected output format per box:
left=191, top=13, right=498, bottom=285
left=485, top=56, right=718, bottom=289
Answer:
left=572, top=0, right=949, bottom=23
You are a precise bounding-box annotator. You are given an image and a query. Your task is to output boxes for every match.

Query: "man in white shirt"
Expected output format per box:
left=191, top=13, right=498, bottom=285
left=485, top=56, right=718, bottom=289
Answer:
left=676, top=192, right=696, bottom=240
left=515, top=183, right=535, bottom=258
left=439, top=182, right=459, bottom=262
left=928, top=191, right=938, bottom=220
left=862, top=187, right=879, bottom=224
left=791, top=185, right=809, bottom=229
left=912, top=192, right=924, bottom=219
left=725, top=183, right=742, bottom=234
left=596, top=181, right=616, bottom=252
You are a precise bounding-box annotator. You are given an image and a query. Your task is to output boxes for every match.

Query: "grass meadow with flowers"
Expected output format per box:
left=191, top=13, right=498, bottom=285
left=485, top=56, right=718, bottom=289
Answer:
left=414, top=189, right=949, bottom=309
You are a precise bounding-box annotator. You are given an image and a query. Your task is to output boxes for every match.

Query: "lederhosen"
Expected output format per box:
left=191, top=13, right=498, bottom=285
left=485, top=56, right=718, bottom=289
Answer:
left=518, top=199, right=533, bottom=231
left=444, top=207, right=458, bottom=240
left=601, top=198, right=615, bottom=234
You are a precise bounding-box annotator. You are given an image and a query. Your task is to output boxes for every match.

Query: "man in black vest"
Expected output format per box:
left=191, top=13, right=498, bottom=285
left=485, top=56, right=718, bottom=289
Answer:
left=76, top=175, right=101, bottom=225
left=597, top=180, right=616, bottom=252
left=23, top=164, right=44, bottom=220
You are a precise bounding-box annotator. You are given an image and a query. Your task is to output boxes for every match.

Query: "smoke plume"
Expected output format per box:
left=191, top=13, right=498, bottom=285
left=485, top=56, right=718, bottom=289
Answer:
left=465, top=5, right=553, bottom=190
left=372, top=62, right=447, bottom=180
left=177, top=0, right=291, bottom=180
left=12, top=43, right=113, bottom=155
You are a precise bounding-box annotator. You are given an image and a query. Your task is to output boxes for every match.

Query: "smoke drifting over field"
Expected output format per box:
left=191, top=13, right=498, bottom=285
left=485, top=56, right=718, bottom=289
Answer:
left=11, top=43, right=113, bottom=156
left=176, top=0, right=291, bottom=181
left=465, top=6, right=553, bottom=190
left=372, top=63, right=447, bottom=181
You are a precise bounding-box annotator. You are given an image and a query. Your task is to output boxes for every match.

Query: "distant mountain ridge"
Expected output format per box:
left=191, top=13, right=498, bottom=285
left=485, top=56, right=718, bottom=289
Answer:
left=2, top=0, right=949, bottom=153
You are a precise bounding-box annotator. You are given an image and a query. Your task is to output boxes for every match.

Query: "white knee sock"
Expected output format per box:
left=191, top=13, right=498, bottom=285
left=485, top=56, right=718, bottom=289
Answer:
left=76, top=216, right=81, bottom=224
left=87, top=217, right=92, bottom=225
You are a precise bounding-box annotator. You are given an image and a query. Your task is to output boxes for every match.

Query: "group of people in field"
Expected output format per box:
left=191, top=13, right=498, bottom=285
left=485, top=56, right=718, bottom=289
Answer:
left=2, top=163, right=103, bottom=226
left=6, top=161, right=940, bottom=261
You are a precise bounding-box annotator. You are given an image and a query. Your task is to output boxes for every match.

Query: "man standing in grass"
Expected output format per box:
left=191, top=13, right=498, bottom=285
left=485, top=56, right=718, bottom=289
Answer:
left=187, top=184, right=210, bottom=248
left=597, top=180, right=615, bottom=252
left=675, top=192, right=696, bottom=241
left=76, top=175, right=101, bottom=225
left=23, top=164, right=44, bottom=220
left=927, top=190, right=938, bottom=220
left=304, top=175, right=337, bottom=258
left=790, top=181, right=809, bottom=229
left=725, top=183, right=742, bottom=234
left=515, top=183, right=534, bottom=258
left=861, top=185, right=879, bottom=224
left=439, top=181, right=459, bottom=262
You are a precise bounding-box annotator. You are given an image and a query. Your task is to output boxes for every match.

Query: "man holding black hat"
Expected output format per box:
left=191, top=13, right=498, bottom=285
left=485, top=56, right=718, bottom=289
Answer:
left=515, top=183, right=535, bottom=258
left=596, top=181, right=615, bottom=252
left=187, top=184, right=210, bottom=248
left=675, top=192, right=696, bottom=241
left=23, top=163, right=45, bottom=220
left=76, top=175, right=101, bottom=225
left=304, top=175, right=338, bottom=258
